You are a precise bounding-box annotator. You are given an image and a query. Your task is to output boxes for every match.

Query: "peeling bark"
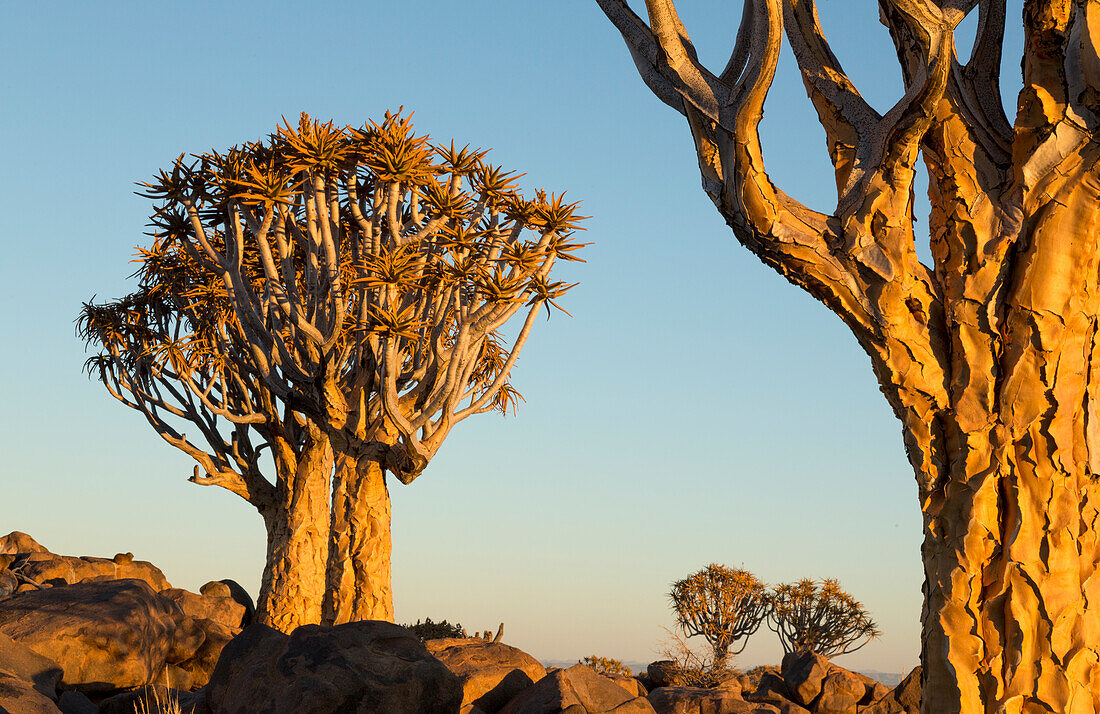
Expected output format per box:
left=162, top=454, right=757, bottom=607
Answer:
left=254, top=432, right=332, bottom=632
left=598, top=0, right=1100, bottom=710
left=324, top=453, right=393, bottom=624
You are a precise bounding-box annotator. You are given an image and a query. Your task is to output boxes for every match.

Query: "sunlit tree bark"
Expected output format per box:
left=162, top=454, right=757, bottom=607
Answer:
left=598, top=0, right=1100, bottom=710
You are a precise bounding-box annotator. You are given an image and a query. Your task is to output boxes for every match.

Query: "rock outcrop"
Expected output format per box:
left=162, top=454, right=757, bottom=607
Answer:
left=649, top=685, right=797, bottom=713
left=860, top=667, right=920, bottom=714
left=499, top=663, right=655, bottom=714
left=0, top=631, right=62, bottom=701
left=779, top=651, right=830, bottom=708
left=0, top=533, right=49, bottom=557
left=207, top=621, right=461, bottom=713
left=426, top=638, right=547, bottom=713
left=645, top=661, right=681, bottom=689
left=641, top=653, right=918, bottom=714
left=0, top=579, right=205, bottom=693
left=6, top=552, right=170, bottom=593
left=0, top=531, right=922, bottom=714
left=158, top=588, right=247, bottom=631
left=0, top=673, right=61, bottom=714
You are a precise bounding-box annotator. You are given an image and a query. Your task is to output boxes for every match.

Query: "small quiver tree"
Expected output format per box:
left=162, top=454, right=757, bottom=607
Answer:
left=767, top=578, right=880, bottom=658
left=108, top=112, right=586, bottom=624
left=669, top=563, right=768, bottom=671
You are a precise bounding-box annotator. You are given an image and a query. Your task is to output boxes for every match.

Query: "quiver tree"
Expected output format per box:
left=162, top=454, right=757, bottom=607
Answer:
left=598, top=0, right=1100, bottom=710
left=669, top=563, right=768, bottom=670
left=84, top=111, right=586, bottom=626
left=767, top=578, right=880, bottom=658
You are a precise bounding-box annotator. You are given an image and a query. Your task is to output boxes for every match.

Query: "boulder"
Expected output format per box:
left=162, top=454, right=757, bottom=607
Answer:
left=861, top=680, right=890, bottom=706
left=736, top=666, right=778, bottom=696
left=206, top=621, right=461, bottom=713
left=56, top=690, right=98, bottom=714
left=815, top=668, right=863, bottom=714
left=648, top=686, right=780, bottom=713
left=209, top=580, right=254, bottom=627
left=607, top=674, right=648, bottom=698
left=860, top=667, right=920, bottom=714
left=98, top=685, right=209, bottom=714
left=744, top=672, right=793, bottom=707
left=158, top=588, right=247, bottom=631
left=780, top=651, right=829, bottom=707
left=740, top=674, right=810, bottom=714
left=499, top=664, right=655, bottom=713
left=174, top=618, right=235, bottom=689
left=0, top=533, right=49, bottom=556
left=8, top=553, right=169, bottom=591
left=646, top=661, right=681, bottom=688
left=713, top=673, right=741, bottom=695
left=0, top=569, right=18, bottom=599
left=0, top=579, right=205, bottom=693
left=0, top=673, right=62, bottom=714
left=425, top=638, right=546, bottom=713
left=0, top=631, right=62, bottom=700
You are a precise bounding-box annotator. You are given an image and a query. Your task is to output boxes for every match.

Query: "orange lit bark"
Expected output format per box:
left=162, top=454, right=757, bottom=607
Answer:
left=598, top=0, right=1100, bottom=709
left=254, top=431, right=332, bottom=632
left=324, top=453, right=394, bottom=624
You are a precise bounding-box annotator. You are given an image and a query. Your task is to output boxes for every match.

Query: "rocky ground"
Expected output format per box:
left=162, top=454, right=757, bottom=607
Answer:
left=0, top=532, right=920, bottom=713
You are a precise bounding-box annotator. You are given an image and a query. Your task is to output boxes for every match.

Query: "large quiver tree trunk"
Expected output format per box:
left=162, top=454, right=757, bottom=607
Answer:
left=255, top=431, right=333, bottom=632
left=597, top=0, right=1100, bottom=710
left=324, top=452, right=394, bottom=624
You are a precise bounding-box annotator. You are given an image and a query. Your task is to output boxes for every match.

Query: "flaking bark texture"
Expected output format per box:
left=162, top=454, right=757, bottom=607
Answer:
left=598, top=0, right=1100, bottom=710
left=255, top=433, right=332, bottom=632
left=324, top=455, right=394, bottom=624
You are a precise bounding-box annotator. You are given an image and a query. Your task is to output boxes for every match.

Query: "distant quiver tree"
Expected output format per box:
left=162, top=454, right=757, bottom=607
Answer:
left=598, top=0, right=1100, bottom=709
left=767, top=578, right=880, bottom=658
left=669, top=563, right=768, bottom=670
left=80, top=111, right=586, bottom=628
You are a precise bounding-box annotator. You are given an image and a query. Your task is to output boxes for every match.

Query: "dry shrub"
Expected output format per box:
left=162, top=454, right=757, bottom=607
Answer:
left=658, top=627, right=736, bottom=688
left=580, top=655, right=632, bottom=677
left=135, top=685, right=182, bottom=714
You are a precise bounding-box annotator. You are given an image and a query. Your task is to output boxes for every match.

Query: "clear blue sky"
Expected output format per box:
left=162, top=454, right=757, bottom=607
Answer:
left=0, top=2, right=1025, bottom=673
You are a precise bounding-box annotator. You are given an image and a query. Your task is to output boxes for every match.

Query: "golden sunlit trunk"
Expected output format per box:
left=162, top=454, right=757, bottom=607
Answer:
left=912, top=177, right=1100, bottom=712
left=324, top=455, right=394, bottom=624
left=597, top=0, right=1100, bottom=709
left=918, top=431, right=1100, bottom=713
left=254, top=436, right=332, bottom=632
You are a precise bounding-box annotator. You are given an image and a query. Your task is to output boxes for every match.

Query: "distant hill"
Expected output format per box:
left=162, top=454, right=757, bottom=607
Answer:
left=858, top=669, right=906, bottom=686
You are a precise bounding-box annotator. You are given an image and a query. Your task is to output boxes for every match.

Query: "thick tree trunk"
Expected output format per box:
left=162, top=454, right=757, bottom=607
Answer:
left=920, top=443, right=1100, bottom=713
left=914, top=172, right=1100, bottom=712
left=324, top=454, right=394, bottom=624
left=254, top=435, right=332, bottom=633
left=598, top=1, right=1100, bottom=709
